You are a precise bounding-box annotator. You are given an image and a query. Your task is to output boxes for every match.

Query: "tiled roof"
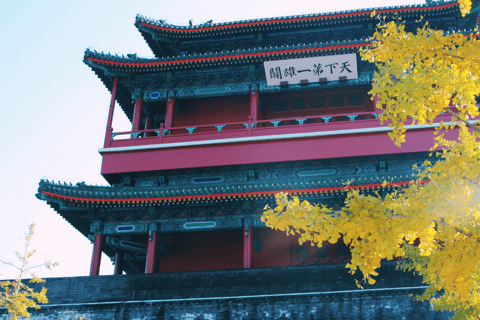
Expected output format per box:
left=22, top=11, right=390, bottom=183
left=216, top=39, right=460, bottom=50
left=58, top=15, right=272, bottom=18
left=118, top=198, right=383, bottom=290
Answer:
left=84, top=39, right=368, bottom=72
left=37, top=176, right=420, bottom=207
left=135, top=1, right=460, bottom=37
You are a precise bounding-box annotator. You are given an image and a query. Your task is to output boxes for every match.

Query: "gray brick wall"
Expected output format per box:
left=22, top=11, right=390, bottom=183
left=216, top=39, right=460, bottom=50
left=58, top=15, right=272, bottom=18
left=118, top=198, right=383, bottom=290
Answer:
left=0, top=262, right=453, bottom=319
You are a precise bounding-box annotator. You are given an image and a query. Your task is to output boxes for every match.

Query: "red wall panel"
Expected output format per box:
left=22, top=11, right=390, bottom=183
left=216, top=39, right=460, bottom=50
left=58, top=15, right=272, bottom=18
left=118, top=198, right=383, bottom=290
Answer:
left=172, top=95, right=250, bottom=131
left=159, top=230, right=243, bottom=273
left=159, top=229, right=296, bottom=272
left=158, top=228, right=353, bottom=273
left=252, top=228, right=294, bottom=268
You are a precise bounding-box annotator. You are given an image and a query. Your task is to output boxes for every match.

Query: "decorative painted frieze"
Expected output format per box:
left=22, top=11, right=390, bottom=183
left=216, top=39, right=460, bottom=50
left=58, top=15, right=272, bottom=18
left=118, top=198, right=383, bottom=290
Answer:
left=168, top=171, right=249, bottom=186
left=144, top=89, right=168, bottom=101
left=161, top=216, right=243, bottom=232
left=102, top=215, right=257, bottom=234
left=176, top=83, right=250, bottom=99
left=104, top=222, right=148, bottom=235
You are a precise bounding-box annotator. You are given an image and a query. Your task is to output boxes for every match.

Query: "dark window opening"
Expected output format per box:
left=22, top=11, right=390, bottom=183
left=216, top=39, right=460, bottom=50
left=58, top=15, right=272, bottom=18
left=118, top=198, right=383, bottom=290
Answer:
left=295, top=247, right=310, bottom=260
left=330, top=94, right=344, bottom=107
left=292, top=98, right=307, bottom=110
left=273, top=99, right=288, bottom=112
left=264, top=85, right=373, bottom=123
left=310, top=96, right=326, bottom=108
left=348, top=92, right=364, bottom=106
left=315, top=245, right=330, bottom=259
left=334, top=243, right=350, bottom=257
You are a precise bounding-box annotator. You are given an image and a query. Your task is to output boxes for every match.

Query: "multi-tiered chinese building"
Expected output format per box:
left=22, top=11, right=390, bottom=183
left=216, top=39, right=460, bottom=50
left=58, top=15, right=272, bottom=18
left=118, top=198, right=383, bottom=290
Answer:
left=32, top=1, right=479, bottom=319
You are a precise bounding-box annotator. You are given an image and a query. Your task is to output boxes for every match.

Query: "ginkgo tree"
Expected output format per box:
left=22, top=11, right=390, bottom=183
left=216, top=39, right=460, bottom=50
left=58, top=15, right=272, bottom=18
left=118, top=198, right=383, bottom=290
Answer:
left=262, top=1, right=480, bottom=319
left=0, top=223, right=58, bottom=319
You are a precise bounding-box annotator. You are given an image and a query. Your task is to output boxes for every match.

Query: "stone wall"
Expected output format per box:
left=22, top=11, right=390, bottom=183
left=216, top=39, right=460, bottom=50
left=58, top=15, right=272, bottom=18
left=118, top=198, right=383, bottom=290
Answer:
left=0, top=262, right=453, bottom=319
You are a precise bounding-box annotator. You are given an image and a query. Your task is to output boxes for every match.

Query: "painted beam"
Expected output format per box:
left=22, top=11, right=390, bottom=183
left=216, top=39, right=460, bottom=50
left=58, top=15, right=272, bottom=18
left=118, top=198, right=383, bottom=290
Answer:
left=104, top=223, right=148, bottom=235
left=89, top=233, right=104, bottom=276
left=103, top=217, right=245, bottom=235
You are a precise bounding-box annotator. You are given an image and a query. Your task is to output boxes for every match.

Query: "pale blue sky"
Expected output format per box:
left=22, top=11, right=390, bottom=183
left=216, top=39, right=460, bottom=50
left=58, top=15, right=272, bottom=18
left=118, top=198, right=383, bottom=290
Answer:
left=0, top=0, right=424, bottom=279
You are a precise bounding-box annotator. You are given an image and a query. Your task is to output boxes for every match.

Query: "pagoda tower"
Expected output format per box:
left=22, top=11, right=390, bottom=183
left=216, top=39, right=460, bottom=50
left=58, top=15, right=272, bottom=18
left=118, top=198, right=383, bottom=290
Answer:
left=30, top=1, right=479, bottom=318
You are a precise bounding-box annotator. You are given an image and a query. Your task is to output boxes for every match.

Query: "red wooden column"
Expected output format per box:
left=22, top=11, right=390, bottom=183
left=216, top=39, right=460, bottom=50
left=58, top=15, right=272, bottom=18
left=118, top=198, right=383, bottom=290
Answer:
left=144, top=116, right=152, bottom=137
left=243, top=225, right=253, bottom=268
left=114, top=252, right=124, bottom=275
left=250, top=87, right=259, bottom=123
left=89, top=233, right=104, bottom=276
left=165, top=95, right=175, bottom=130
left=132, top=98, right=143, bottom=136
left=145, top=224, right=158, bottom=274
left=103, top=75, right=118, bottom=148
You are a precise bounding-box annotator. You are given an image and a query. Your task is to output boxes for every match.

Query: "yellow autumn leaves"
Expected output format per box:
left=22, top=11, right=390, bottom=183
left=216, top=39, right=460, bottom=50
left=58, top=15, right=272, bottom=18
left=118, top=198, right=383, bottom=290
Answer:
left=0, top=223, right=58, bottom=319
left=263, top=1, right=480, bottom=319
left=361, top=18, right=480, bottom=147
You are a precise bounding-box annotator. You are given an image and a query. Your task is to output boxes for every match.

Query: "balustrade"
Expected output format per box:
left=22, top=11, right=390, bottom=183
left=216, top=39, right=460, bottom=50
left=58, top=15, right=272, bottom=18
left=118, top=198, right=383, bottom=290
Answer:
left=106, top=109, right=386, bottom=148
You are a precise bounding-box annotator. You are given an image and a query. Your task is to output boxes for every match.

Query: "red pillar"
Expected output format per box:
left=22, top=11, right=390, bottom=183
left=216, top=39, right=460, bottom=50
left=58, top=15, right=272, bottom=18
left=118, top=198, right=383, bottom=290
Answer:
left=250, top=89, right=259, bottom=123
left=145, top=230, right=158, bottom=274
left=243, top=226, right=253, bottom=268
left=89, top=233, right=104, bottom=276
left=114, top=252, right=124, bottom=275
left=132, top=99, right=143, bottom=134
left=165, top=97, right=175, bottom=130
left=103, top=75, right=119, bottom=148
left=144, top=116, right=152, bottom=137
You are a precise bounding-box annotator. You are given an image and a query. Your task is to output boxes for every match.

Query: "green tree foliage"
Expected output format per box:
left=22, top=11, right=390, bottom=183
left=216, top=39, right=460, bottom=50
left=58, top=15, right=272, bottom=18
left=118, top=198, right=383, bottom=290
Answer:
left=263, top=1, right=480, bottom=318
left=0, top=223, right=58, bottom=319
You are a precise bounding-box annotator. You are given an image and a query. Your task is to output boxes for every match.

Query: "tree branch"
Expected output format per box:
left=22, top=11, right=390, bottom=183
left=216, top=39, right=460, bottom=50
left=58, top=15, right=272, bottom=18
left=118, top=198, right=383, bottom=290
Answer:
left=445, top=108, right=480, bottom=133
left=0, top=260, right=20, bottom=272
left=462, top=177, right=480, bottom=189
left=24, top=263, right=50, bottom=272
left=434, top=218, right=479, bottom=243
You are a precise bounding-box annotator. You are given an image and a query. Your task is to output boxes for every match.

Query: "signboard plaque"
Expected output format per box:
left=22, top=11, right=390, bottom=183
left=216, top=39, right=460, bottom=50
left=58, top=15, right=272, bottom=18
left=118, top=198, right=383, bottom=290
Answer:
left=264, top=54, right=358, bottom=86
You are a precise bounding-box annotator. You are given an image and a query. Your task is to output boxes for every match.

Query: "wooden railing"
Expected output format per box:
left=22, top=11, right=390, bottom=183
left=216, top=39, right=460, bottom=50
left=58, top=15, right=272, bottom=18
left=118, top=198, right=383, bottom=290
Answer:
left=107, top=110, right=384, bottom=148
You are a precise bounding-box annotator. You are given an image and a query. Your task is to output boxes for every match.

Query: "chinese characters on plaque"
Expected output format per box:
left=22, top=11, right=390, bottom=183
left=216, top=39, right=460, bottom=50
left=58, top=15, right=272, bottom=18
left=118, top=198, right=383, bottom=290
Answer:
left=263, top=54, right=358, bottom=86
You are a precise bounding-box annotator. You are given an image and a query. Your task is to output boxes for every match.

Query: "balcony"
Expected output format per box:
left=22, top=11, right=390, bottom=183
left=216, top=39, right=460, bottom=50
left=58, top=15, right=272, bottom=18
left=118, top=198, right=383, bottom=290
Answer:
left=107, top=110, right=381, bottom=148
left=98, top=103, right=468, bottom=181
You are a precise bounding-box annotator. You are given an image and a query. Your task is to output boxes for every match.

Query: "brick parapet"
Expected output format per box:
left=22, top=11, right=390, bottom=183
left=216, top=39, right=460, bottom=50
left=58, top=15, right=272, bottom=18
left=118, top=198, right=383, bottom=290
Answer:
left=0, top=262, right=454, bottom=319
